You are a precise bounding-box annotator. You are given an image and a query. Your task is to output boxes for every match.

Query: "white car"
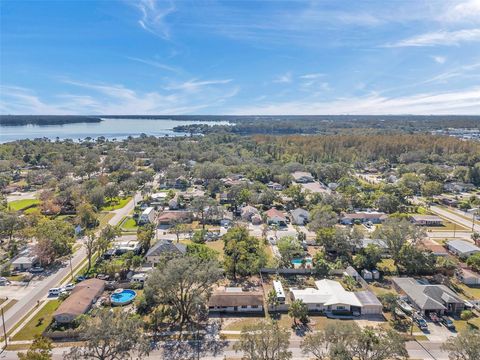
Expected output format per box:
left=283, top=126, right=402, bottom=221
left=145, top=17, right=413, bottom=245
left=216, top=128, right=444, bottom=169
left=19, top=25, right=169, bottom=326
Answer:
left=62, top=283, right=75, bottom=292
left=48, top=287, right=62, bottom=296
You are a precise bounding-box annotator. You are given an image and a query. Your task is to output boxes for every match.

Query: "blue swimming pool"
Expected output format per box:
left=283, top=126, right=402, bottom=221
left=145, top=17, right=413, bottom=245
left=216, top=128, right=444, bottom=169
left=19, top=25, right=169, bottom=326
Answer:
left=292, top=258, right=312, bottom=266
left=110, top=289, right=137, bottom=306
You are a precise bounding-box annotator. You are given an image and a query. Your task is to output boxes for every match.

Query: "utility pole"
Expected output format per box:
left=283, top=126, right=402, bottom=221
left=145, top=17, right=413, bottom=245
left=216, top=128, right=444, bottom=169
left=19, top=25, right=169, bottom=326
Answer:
left=453, top=223, right=456, bottom=238
left=1, top=308, right=7, bottom=349
left=69, top=253, right=74, bottom=281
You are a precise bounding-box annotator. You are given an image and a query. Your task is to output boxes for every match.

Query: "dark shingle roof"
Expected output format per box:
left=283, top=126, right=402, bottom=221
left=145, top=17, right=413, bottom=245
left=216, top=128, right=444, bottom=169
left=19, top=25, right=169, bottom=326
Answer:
left=146, top=240, right=186, bottom=257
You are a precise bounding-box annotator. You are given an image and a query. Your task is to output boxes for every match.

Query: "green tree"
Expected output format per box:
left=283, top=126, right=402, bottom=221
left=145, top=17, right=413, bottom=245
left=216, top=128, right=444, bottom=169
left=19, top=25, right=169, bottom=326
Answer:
left=308, top=205, right=337, bottom=232
left=223, top=226, right=266, bottom=279
left=64, top=309, right=150, bottom=360
left=467, top=253, right=480, bottom=272
left=137, top=223, right=155, bottom=254
left=442, top=329, right=480, bottom=360
left=18, top=335, right=52, bottom=360
left=354, top=244, right=382, bottom=270
left=34, top=218, right=74, bottom=266
left=277, top=236, right=304, bottom=268
left=288, top=299, right=309, bottom=326
left=233, top=321, right=292, bottom=360
left=144, top=256, right=222, bottom=327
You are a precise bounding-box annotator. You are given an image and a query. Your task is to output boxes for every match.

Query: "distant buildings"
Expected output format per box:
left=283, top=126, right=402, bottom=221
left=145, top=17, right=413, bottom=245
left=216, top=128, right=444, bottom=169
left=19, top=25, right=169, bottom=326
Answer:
left=340, top=211, right=387, bottom=225
left=291, top=171, right=314, bottom=183
left=410, top=215, right=443, bottom=226
left=290, top=208, right=309, bottom=225
left=265, top=208, right=288, bottom=227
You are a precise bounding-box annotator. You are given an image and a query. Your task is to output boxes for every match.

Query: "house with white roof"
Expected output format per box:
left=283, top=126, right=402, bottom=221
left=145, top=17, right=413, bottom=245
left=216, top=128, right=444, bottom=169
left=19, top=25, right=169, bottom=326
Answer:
left=290, top=279, right=382, bottom=315
left=446, top=240, right=480, bottom=259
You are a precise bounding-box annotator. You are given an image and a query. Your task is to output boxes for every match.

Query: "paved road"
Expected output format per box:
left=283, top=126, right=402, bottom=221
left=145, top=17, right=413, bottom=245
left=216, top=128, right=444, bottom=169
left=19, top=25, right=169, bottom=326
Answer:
left=430, top=205, right=479, bottom=234
left=2, top=193, right=141, bottom=334
left=3, top=340, right=450, bottom=360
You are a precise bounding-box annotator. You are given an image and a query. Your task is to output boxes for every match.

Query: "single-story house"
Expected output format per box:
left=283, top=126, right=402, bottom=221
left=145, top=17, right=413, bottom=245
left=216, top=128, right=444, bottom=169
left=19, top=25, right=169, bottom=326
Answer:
left=139, top=207, right=156, bottom=224
left=356, top=239, right=389, bottom=253
left=421, top=240, right=448, bottom=257
left=410, top=215, right=443, bottom=226
left=290, top=208, right=309, bottom=225
left=267, top=181, right=283, bottom=191
left=340, top=211, right=387, bottom=225
left=446, top=240, right=480, bottom=259
left=53, top=279, right=105, bottom=324
left=145, top=239, right=187, bottom=266
left=11, top=256, right=35, bottom=271
left=251, top=214, right=263, bottom=225
left=457, top=268, right=480, bottom=286
left=290, top=279, right=382, bottom=315
left=392, top=277, right=464, bottom=315
left=157, top=211, right=191, bottom=226
left=266, top=208, right=288, bottom=227
left=208, top=287, right=264, bottom=313
left=240, top=205, right=259, bottom=221
left=291, top=171, right=314, bottom=183
left=168, top=195, right=179, bottom=210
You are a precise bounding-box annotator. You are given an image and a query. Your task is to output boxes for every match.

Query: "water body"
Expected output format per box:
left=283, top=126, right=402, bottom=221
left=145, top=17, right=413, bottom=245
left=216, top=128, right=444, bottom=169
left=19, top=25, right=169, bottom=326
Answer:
left=0, top=118, right=230, bottom=143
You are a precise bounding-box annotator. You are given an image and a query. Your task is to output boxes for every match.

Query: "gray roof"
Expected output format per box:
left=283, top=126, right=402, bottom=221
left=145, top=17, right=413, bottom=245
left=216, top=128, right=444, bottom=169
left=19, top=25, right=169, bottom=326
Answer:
left=355, top=291, right=382, bottom=307
left=447, top=240, right=480, bottom=254
left=393, top=277, right=463, bottom=311
left=146, top=240, right=186, bottom=257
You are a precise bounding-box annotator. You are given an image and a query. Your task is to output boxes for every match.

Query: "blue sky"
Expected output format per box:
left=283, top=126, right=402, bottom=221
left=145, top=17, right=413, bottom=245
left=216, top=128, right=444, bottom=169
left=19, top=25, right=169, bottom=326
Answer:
left=1, top=0, right=479, bottom=115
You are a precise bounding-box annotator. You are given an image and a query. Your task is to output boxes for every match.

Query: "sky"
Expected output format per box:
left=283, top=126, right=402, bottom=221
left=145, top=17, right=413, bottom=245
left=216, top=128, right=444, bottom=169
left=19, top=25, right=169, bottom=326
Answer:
left=1, top=0, right=480, bottom=115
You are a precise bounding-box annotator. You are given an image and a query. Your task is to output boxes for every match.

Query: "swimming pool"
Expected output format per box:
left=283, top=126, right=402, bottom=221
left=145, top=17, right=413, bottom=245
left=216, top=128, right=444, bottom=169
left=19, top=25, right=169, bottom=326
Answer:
left=110, top=289, right=137, bottom=306
left=291, top=258, right=313, bottom=267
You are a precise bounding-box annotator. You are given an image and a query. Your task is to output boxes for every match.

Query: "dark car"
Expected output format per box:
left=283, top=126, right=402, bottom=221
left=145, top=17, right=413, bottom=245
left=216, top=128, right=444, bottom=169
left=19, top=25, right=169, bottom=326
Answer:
left=429, top=312, right=440, bottom=323
left=29, top=267, right=44, bottom=273
left=75, top=275, right=86, bottom=283
left=441, top=316, right=455, bottom=330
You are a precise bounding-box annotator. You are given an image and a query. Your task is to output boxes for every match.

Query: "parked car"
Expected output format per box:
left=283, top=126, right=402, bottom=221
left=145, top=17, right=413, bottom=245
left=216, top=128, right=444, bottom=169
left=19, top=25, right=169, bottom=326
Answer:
left=415, top=316, right=428, bottom=331
left=75, top=275, right=86, bottom=283
left=428, top=312, right=440, bottom=323
left=441, top=316, right=455, bottom=330
left=62, top=283, right=75, bottom=291
left=29, top=267, right=44, bottom=274
left=48, top=287, right=62, bottom=296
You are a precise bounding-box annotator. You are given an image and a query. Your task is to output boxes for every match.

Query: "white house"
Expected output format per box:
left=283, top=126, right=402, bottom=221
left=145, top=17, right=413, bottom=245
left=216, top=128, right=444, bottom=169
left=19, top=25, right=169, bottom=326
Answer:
left=290, top=208, right=310, bottom=225
left=457, top=268, right=480, bottom=286
left=446, top=240, right=480, bottom=258
left=291, top=171, right=314, bottom=183
left=290, top=279, right=382, bottom=315
left=139, top=207, right=156, bottom=224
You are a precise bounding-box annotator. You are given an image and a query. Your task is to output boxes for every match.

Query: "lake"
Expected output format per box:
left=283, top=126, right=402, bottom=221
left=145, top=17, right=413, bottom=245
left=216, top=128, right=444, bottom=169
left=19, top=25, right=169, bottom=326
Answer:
left=0, top=118, right=230, bottom=143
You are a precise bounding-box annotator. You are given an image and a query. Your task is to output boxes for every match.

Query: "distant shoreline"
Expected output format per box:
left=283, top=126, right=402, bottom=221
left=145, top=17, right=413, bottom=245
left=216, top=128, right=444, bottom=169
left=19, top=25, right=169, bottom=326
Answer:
left=0, top=115, right=103, bottom=126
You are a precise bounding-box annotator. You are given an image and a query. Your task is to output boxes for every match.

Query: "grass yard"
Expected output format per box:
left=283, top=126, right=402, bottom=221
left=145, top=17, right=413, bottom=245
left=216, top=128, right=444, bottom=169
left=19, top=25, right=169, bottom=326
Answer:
left=120, top=216, right=138, bottom=231
left=454, top=282, right=480, bottom=299
left=377, top=259, right=397, bottom=275
left=454, top=316, right=480, bottom=332
left=205, top=240, right=224, bottom=259
left=13, top=300, right=61, bottom=341
left=8, top=199, right=40, bottom=211
left=101, top=197, right=132, bottom=211
left=98, top=212, right=115, bottom=228
left=427, top=218, right=468, bottom=232
left=223, top=317, right=265, bottom=331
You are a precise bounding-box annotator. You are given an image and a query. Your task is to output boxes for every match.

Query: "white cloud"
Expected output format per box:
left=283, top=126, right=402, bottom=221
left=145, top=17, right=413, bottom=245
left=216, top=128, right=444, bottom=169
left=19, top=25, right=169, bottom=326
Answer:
left=126, top=56, right=182, bottom=73
left=230, top=87, right=480, bottom=115
left=166, top=79, right=232, bottom=92
left=440, top=0, right=480, bottom=23
left=132, top=0, right=176, bottom=39
left=432, top=55, right=447, bottom=64
left=0, top=78, right=238, bottom=115
left=386, top=28, right=480, bottom=47
left=274, top=72, right=292, bottom=83
left=299, top=73, right=324, bottom=79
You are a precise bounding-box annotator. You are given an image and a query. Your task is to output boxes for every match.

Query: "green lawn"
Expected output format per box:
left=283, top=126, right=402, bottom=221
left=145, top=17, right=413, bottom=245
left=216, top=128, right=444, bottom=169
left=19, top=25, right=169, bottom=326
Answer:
left=101, top=197, right=132, bottom=211
left=120, top=216, right=138, bottom=231
left=13, top=300, right=60, bottom=341
left=8, top=199, right=40, bottom=211
left=98, top=212, right=115, bottom=228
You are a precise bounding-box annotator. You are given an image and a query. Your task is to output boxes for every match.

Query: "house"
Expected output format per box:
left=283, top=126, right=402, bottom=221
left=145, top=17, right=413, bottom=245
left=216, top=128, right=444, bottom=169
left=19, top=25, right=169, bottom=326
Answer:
left=251, top=214, right=263, bottom=225
left=131, top=273, right=147, bottom=284
left=290, top=279, right=382, bottom=315
left=150, top=192, right=168, bottom=206
left=446, top=240, right=480, bottom=259
left=219, top=192, right=234, bottom=204
left=220, top=211, right=234, bottom=227
left=444, top=182, right=476, bottom=193
left=53, top=279, right=105, bottom=324
left=344, top=266, right=362, bottom=282
left=145, top=239, right=186, bottom=266
left=356, top=239, right=389, bottom=254
left=168, top=195, right=179, bottom=210
left=265, top=208, right=288, bottom=227
left=457, top=268, right=480, bottom=286
left=208, top=287, right=264, bottom=313
left=11, top=256, right=35, bottom=271
left=267, top=181, right=283, bottom=191
left=290, top=208, right=309, bottom=225
left=174, top=176, right=188, bottom=190
left=421, top=240, right=448, bottom=257
left=410, top=215, right=443, bottom=226
left=291, top=171, right=314, bottom=183
left=157, top=211, right=191, bottom=226
left=392, top=277, right=465, bottom=315
left=340, top=211, right=387, bottom=225
left=240, top=205, right=259, bottom=221
left=139, top=207, right=156, bottom=224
